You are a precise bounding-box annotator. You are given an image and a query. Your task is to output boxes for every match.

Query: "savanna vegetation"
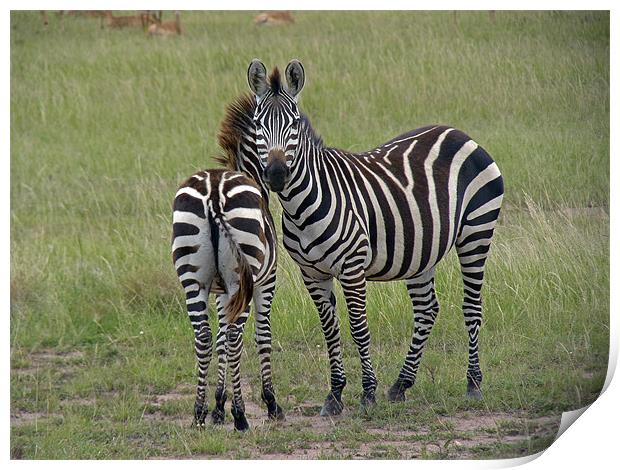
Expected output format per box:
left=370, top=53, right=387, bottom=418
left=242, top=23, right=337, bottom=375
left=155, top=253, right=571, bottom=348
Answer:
left=10, top=10, right=609, bottom=459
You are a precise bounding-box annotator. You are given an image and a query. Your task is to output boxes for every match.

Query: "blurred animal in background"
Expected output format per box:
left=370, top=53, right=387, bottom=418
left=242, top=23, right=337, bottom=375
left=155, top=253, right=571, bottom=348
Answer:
left=102, top=11, right=148, bottom=29
left=140, top=10, right=162, bottom=30
left=39, top=10, right=180, bottom=36
left=67, top=11, right=110, bottom=18
left=254, top=11, right=295, bottom=26
left=148, top=11, right=183, bottom=37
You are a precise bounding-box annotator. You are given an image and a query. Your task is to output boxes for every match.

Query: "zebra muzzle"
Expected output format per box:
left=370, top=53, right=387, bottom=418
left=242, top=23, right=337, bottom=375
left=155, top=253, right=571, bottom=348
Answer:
left=264, top=150, right=289, bottom=192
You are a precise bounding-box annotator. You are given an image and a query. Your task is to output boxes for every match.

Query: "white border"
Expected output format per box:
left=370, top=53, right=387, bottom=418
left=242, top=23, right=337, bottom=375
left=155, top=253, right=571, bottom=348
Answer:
left=4, top=2, right=616, bottom=468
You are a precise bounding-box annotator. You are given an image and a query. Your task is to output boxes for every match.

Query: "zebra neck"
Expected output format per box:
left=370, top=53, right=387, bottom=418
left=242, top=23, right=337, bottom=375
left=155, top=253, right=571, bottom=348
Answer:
left=275, top=119, right=325, bottom=216
left=277, top=141, right=321, bottom=218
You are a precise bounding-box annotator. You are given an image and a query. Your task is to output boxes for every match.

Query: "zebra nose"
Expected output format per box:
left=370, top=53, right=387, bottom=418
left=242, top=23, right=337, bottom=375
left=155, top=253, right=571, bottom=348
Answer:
left=264, top=152, right=289, bottom=192
left=268, top=148, right=286, bottom=162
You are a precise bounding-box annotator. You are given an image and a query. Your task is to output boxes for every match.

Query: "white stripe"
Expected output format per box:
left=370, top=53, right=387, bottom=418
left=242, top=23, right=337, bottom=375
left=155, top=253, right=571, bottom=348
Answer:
left=224, top=207, right=262, bottom=220
left=173, top=210, right=204, bottom=227
left=424, top=128, right=453, bottom=270
left=382, top=144, right=399, bottom=164
left=457, top=238, right=492, bottom=254
left=459, top=220, right=498, bottom=240
left=226, top=184, right=261, bottom=198
left=175, top=186, right=207, bottom=200
left=402, top=140, right=418, bottom=192
left=467, top=194, right=504, bottom=221
left=447, top=140, right=479, bottom=246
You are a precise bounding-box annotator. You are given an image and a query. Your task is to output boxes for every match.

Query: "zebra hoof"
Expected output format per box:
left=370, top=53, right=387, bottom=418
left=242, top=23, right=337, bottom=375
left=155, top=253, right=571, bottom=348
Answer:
left=192, top=419, right=207, bottom=429
left=211, top=408, right=225, bottom=425
left=268, top=403, right=285, bottom=421
left=233, top=415, right=250, bottom=432
left=232, top=407, right=250, bottom=431
left=359, top=391, right=377, bottom=415
left=466, top=379, right=483, bottom=400
left=262, top=388, right=285, bottom=421
left=320, top=392, right=344, bottom=417
left=387, top=384, right=407, bottom=403
left=193, top=403, right=208, bottom=427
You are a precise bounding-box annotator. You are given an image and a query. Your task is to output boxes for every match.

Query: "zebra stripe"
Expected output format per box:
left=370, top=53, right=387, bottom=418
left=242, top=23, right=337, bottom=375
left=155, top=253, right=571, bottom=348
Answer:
left=172, top=169, right=283, bottom=430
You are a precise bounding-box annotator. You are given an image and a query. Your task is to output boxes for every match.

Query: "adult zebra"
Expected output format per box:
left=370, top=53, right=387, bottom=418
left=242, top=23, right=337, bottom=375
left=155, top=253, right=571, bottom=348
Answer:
left=231, top=59, right=503, bottom=416
left=172, top=168, right=284, bottom=430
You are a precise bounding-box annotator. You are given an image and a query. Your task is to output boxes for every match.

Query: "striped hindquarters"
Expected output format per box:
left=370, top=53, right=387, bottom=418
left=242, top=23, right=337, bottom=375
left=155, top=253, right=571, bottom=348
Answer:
left=172, top=169, right=275, bottom=322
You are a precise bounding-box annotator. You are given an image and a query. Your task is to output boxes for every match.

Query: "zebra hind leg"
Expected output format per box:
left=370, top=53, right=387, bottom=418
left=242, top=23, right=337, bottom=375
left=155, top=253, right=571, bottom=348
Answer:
left=253, top=278, right=285, bottom=421
left=456, top=215, right=499, bottom=399
left=185, top=285, right=213, bottom=427
left=211, top=294, right=228, bottom=424
left=388, top=269, right=438, bottom=402
left=227, top=313, right=250, bottom=431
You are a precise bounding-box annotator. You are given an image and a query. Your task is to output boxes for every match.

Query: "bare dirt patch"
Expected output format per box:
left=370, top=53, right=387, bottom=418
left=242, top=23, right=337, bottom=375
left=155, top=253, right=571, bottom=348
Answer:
left=10, top=411, right=63, bottom=427
left=147, top=383, right=194, bottom=406
left=11, top=349, right=89, bottom=428
left=12, top=349, right=85, bottom=376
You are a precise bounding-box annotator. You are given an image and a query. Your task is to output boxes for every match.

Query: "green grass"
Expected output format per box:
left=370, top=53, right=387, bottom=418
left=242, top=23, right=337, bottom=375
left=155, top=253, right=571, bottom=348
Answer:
left=10, top=11, right=609, bottom=459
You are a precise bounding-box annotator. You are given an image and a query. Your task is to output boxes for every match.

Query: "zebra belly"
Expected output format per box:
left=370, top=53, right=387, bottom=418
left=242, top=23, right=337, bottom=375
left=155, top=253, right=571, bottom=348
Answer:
left=364, top=242, right=453, bottom=282
left=359, top=195, right=460, bottom=282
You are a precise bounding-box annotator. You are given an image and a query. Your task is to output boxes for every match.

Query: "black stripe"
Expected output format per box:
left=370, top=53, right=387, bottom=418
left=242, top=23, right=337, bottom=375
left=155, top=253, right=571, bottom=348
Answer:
left=172, top=245, right=199, bottom=263
left=188, top=301, right=207, bottom=312
left=173, top=222, right=199, bottom=237
left=174, top=193, right=205, bottom=218
left=176, top=264, right=199, bottom=276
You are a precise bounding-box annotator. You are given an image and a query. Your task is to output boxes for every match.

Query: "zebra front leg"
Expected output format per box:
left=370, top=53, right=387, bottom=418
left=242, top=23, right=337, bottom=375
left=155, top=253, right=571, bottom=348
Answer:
left=302, top=273, right=347, bottom=416
left=339, top=267, right=377, bottom=410
left=253, top=276, right=285, bottom=421
left=185, top=284, right=213, bottom=427
left=388, top=270, right=438, bottom=402
left=211, top=294, right=228, bottom=424
left=227, top=311, right=250, bottom=431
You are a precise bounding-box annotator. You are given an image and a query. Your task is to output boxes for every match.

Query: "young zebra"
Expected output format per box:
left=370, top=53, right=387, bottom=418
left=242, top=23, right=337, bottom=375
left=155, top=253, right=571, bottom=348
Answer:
left=172, top=168, right=284, bottom=430
left=237, top=59, right=505, bottom=416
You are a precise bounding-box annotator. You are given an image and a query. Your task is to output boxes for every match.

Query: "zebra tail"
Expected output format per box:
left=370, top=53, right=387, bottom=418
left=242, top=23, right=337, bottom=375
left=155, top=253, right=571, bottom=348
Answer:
left=207, top=206, right=254, bottom=325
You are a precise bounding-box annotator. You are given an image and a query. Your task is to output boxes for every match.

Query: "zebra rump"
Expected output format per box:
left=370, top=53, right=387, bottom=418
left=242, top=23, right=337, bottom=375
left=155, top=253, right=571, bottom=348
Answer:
left=172, top=169, right=267, bottom=323
left=206, top=205, right=254, bottom=324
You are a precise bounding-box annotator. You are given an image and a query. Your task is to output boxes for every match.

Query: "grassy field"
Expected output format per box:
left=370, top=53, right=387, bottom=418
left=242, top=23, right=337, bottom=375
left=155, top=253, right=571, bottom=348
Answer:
left=10, top=11, right=609, bottom=459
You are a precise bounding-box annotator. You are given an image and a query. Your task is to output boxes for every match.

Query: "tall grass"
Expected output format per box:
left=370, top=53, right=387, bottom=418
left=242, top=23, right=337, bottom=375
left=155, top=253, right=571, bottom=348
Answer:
left=10, top=11, right=609, bottom=459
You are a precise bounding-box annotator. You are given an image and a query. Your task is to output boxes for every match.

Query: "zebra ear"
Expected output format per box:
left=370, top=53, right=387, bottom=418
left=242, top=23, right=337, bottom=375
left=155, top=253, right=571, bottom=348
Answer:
left=285, top=59, right=305, bottom=100
left=248, top=59, right=268, bottom=99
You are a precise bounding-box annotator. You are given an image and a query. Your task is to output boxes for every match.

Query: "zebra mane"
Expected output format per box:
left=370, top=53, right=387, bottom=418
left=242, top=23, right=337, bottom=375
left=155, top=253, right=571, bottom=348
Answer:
left=269, top=67, right=282, bottom=94
left=216, top=93, right=256, bottom=170
left=299, top=114, right=324, bottom=149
